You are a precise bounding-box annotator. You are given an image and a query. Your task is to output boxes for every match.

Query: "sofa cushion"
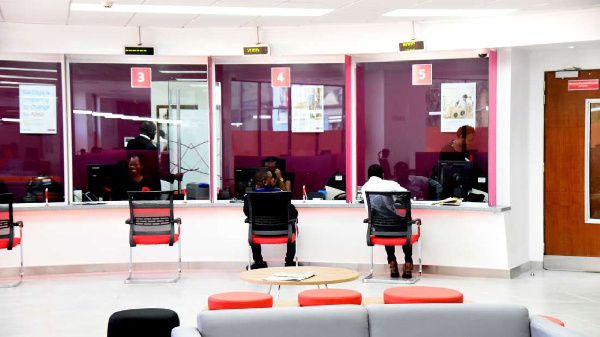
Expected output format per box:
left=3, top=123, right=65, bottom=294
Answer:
left=367, top=303, right=530, bottom=337
left=197, top=305, right=368, bottom=337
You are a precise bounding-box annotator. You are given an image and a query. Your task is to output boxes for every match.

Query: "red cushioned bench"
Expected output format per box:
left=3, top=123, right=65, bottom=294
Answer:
left=383, top=286, right=463, bottom=304
left=298, top=289, right=362, bottom=306
left=208, top=292, right=273, bottom=310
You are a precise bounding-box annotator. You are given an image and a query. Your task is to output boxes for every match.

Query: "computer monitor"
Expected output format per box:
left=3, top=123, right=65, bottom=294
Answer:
left=87, top=164, right=128, bottom=201
left=436, top=160, right=474, bottom=199
left=234, top=167, right=262, bottom=199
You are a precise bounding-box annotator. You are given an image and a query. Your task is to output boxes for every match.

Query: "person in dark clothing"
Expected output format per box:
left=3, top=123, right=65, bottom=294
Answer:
left=440, top=125, right=476, bottom=161
left=126, top=121, right=183, bottom=191
left=243, top=168, right=298, bottom=270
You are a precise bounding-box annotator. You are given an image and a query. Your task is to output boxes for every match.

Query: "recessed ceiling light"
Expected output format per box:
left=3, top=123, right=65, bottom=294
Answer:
left=71, top=3, right=333, bottom=16
left=568, top=46, right=575, bottom=49
left=383, top=9, right=518, bottom=17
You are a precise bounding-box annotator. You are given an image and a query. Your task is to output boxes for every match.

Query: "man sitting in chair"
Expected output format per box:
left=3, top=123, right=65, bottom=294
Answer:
left=243, top=168, right=298, bottom=270
left=362, top=164, right=413, bottom=279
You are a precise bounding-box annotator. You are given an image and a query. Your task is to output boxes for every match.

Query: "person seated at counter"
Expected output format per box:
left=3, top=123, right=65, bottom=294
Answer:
left=125, top=156, right=154, bottom=192
left=440, top=125, right=476, bottom=161
left=243, top=168, right=298, bottom=270
left=262, top=156, right=292, bottom=192
left=362, top=164, right=413, bottom=279
left=393, top=161, right=442, bottom=201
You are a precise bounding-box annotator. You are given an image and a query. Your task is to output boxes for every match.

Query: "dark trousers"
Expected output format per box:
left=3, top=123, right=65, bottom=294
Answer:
left=251, top=242, right=296, bottom=265
left=385, top=244, right=413, bottom=264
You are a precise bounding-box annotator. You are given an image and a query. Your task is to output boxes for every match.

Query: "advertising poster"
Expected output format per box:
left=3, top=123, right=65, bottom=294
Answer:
left=291, top=84, right=324, bottom=133
left=440, top=82, right=476, bottom=132
left=19, top=84, right=57, bottom=134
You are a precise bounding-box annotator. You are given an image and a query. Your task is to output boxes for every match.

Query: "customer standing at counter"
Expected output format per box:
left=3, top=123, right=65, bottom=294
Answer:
left=126, top=121, right=183, bottom=191
left=362, top=164, right=413, bottom=279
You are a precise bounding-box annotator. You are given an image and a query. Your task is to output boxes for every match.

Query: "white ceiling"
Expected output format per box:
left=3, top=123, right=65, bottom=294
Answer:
left=0, top=0, right=598, bottom=28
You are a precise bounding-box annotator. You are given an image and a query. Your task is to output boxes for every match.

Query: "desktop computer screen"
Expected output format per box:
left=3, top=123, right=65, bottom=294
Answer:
left=233, top=167, right=262, bottom=200
left=87, top=164, right=128, bottom=201
left=436, top=160, right=474, bottom=199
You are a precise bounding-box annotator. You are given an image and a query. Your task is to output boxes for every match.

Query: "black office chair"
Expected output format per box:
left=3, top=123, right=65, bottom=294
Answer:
left=246, top=191, right=298, bottom=269
left=0, top=193, right=24, bottom=287
left=363, top=191, right=422, bottom=284
left=125, top=191, right=181, bottom=284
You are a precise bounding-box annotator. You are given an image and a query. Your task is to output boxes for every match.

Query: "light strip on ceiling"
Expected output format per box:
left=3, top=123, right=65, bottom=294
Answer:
left=71, top=3, right=334, bottom=16
left=0, top=74, right=57, bottom=81
left=159, top=70, right=207, bottom=74
left=1, top=118, right=21, bottom=123
left=383, top=9, right=518, bottom=17
left=0, top=67, right=57, bottom=73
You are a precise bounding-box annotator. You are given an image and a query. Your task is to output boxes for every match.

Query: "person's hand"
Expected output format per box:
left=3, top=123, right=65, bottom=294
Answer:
left=174, top=172, right=184, bottom=181
left=274, top=168, right=282, bottom=180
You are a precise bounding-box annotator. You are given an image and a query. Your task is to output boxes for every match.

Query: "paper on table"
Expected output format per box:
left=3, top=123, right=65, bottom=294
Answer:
left=264, top=272, right=315, bottom=281
left=432, top=197, right=463, bottom=206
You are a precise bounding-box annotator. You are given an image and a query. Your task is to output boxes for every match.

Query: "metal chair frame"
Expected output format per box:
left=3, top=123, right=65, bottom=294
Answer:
left=246, top=191, right=298, bottom=270
left=362, top=191, right=422, bottom=284
left=0, top=193, right=23, bottom=288
left=125, top=191, right=181, bottom=284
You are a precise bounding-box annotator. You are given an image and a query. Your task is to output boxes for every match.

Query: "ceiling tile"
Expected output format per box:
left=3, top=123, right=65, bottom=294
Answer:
left=127, top=13, right=197, bottom=27
left=1, top=0, right=70, bottom=24
left=185, top=15, right=256, bottom=28
left=68, top=11, right=135, bottom=26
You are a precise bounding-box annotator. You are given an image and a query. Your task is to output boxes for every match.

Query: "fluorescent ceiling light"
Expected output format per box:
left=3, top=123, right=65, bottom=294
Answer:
left=0, top=67, right=57, bottom=73
left=383, top=9, right=518, bottom=17
left=0, top=74, right=57, bottom=81
left=73, top=110, right=93, bottom=115
left=1, top=118, right=21, bottom=123
left=230, top=122, right=243, bottom=127
left=159, top=70, right=207, bottom=74
left=175, top=78, right=207, bottom=82
left=0, top=81, right=55, bottom=86
left=0, top=86, right=19, bottom=89
left=253, top=115, right=272, bottom=119
left=71, top=3, right=333, bottom=16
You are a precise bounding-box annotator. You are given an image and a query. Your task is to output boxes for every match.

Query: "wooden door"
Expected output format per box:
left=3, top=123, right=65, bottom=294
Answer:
left=544, top=70, right=600, bottom=256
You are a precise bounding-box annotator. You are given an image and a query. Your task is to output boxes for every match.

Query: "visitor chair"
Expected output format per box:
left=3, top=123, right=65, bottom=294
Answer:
left=107, top=308, right=179, bottom=337
left=125, top=191, right=181, bottom=284
left=0, top=193, right=24, bottom=287
left=363, top=191, right=422, bottom=284
left=246, top=191, right=298, bottom=268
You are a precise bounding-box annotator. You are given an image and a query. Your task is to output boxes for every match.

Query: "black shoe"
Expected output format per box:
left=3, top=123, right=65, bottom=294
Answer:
left=247, top=261, right=268, bottom=270
left=402, top=263, right=413, bottom=279
left=285, top=261, right=297, bottom=267
left=390, top=261, right=400, bottom=278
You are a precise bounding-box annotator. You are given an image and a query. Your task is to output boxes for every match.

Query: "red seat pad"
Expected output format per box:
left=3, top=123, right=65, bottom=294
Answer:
left=539, top=315, right=565, bottom=327
left=384, top=286, right=463, bottom=304
left=133, top=234, right=179, bottom=245
left=298, top=289, right=362, bottom=307
left=0, top=237, right=21, bottom=249
left=251, top=233, right=296, bottom=244
left=370, top=234, right=420, bottom=246
left=208, top=292, right=273, bottom=310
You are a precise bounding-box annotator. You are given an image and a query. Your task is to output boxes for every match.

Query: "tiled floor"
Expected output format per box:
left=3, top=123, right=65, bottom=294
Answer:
left=0, top=268, right=599, bottom=336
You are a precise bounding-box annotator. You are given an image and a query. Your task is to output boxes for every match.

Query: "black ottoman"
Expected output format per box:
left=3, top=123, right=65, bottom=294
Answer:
left=107, top=308, right=179, bottom=337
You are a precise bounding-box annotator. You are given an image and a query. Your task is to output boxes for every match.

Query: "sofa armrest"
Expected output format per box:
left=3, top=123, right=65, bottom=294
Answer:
left=530, top=316, right=584, bottom=337
left=172, top=326, right=201, bottom=337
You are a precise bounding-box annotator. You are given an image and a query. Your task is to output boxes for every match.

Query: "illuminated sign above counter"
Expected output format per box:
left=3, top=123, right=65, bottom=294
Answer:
left=399, top=41, right=424, bottom=52
left=243, top=45, right=270, bottom=56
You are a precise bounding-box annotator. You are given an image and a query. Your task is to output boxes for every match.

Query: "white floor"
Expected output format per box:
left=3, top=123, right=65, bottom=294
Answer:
left=0, top=268, right=599, bottom=336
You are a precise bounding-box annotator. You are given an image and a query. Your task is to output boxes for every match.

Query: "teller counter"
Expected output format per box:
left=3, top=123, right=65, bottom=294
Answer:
left=0, top=201, right=522, bottom=279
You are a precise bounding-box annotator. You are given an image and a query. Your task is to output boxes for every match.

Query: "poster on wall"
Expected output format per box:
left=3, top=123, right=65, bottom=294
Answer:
left=440, top=82, right=476, bottom=132
left=291, top=84, right=324, bottom=133
left=19, top=84, right=57, bottom=134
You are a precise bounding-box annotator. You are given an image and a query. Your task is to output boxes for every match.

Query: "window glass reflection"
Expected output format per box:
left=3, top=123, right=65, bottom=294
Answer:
left=589, top=103, right=600, bottom=218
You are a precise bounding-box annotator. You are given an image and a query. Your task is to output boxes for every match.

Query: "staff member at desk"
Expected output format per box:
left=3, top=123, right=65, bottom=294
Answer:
left=244, top=168, right=298, bottom=270
left=362, top=164, right=413, bottom=279
left=263, top=156, right=291, bottom=192
left=440, top=125, right=476, bottom=161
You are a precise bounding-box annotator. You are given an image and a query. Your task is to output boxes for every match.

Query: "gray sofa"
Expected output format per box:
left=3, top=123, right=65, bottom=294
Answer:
left=172, top=303, right=584, bottom=337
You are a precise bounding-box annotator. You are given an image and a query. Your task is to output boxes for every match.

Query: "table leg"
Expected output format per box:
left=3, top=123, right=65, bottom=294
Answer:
left=276, top=285, right=281, bottom=300
left=268, top=285, right=272, bottom=294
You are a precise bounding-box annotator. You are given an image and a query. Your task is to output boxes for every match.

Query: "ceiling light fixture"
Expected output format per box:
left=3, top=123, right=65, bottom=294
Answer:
left=0, top=67, right=57, bottom=73
left=383, top=9, right=518, bottom=17
left=71, top=3, right=333, bottom=16
left=159, top=70, right=207, bottom=74
left=0, top=74, right=57, bottom=81
left=568, top=46, right=575, bottom=49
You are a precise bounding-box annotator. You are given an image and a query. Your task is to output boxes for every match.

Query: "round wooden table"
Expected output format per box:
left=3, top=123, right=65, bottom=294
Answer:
left=239, top=266, right=359, bottom=299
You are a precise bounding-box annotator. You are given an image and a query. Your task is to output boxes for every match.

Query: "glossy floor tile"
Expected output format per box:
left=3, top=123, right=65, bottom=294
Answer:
left=0, top=268, right=599, bottom=336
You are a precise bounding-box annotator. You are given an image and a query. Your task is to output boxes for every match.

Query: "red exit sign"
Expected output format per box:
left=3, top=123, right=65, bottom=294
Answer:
left=568, top=79, right=599, bottom=91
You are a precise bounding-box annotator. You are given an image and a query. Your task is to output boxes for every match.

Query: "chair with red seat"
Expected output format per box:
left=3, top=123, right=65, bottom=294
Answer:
left=125, top=191, right=181, bottom=284
left=363, top=191, right=422, bottom=284
left=0, top=193, right=24, bottom=287
left=246, top=191, right=298, bottom=269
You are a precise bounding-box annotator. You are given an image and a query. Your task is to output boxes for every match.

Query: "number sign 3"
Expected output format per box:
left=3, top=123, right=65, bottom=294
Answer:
left=131, top=67, right=152, bottom=88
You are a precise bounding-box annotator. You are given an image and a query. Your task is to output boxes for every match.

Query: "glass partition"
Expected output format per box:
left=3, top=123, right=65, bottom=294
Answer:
left=217, top=63, right=346, bottom=200
left=70, top=62, right=209, bottom=202
left=357, top=58, right=489, bottom=202
left=0, top=60, right=65, bottom=203
left=586, top=99, right=600, bottom=222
